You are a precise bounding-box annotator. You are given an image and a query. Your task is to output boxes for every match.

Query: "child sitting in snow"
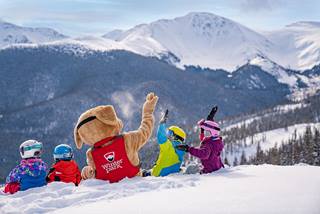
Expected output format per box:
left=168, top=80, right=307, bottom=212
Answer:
left=143, top=110, right=187, bottom=177
left=46, top=144, right=81, bottom=186
left=4, top=140, right=47, bottom=194
left=176, top=106, right=224, bottom=174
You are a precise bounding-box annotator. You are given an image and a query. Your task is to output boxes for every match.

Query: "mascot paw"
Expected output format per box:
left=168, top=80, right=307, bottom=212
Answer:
left=143, top=92, right=159, bottom=114
left=81, top=166, right=95, bottom=180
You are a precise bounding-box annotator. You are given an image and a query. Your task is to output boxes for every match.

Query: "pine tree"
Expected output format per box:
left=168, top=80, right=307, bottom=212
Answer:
left=240, top=150, right=247, bottom=165
left=303, top=126, right=313, bottom=164
left=313, top=128, right=320, bottom=165
left=224, top=157, right=230, bottom=166
left=233, top=156, right=239, bottom=166
left=255, top=141, right=264, bottom=165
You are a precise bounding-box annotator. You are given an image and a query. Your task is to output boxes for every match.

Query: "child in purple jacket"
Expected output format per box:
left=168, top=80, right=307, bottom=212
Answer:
left=4, top=140, right=47, bottom=194
left=176, top=106, right=224, bottom=174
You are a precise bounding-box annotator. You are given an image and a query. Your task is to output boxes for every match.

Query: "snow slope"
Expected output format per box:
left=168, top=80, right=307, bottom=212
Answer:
left=249, top=56, right=298, bottom=87
left=1, top=165, right=319, bottom=213
left=265, top=22, right=320, bottom=71
left=223, top=103, right=310, bottom=131
left=0, top=21, right=67, bottom=48
left=224, top=123, right=320, bottom=164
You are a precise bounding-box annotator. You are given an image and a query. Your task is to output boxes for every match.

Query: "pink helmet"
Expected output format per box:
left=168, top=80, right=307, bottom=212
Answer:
left=197, top=119, right=220, bottom=137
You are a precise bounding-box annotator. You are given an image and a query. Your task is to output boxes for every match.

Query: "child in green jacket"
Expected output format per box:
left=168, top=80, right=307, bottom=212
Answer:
left=144, top=110, right=187, bottom=177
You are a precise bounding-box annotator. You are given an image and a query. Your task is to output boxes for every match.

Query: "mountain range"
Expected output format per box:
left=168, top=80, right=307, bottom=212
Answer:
left=1, top=12, right=320, bottom=72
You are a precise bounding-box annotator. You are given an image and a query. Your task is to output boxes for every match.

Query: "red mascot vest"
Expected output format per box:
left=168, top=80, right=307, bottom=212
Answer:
left=91, top=135, right=140, bottom=183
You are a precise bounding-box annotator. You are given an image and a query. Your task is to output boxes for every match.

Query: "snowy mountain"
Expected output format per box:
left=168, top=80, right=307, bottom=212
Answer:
left=103, top=12, right=273, bottom=71
left=103, top=13, right=320, bottom=73
left=248, top=55, right=298, bottom=87
left=264, top=21, right=320, bottom=71
left=0, top=21, right=67, bottom=48
left=1, top=13, right=320, bottom=75
left=1, top=165, right=320, bottom=213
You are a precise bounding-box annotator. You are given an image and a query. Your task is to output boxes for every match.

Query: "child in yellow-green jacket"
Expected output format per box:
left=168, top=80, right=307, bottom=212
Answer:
left=145, top=110, right=186, bottom=177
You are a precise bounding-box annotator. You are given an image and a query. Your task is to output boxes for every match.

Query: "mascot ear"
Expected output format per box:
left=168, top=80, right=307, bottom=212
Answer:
left=95, top=105, right=123, bottom=131
left=74, top=125, right=83, bottom=149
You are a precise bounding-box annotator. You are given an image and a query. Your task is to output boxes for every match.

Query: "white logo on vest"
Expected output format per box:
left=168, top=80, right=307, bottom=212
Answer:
left=104, top=152, right=115, bottom=162
left=102, top=152, right=123, bottom=173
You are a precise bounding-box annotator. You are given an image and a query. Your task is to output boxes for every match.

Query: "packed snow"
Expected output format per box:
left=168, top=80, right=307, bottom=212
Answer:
left=224, top=123, right=320, bottom=164
left=1, top=165, right=319, bottom=213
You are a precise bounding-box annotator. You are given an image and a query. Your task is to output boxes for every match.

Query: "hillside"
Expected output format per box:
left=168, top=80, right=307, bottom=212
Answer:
left=0, top=47, right=293, bottom=183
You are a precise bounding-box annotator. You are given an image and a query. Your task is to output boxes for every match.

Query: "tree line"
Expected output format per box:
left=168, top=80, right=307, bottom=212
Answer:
left=235, top=126, right=320, bottom=166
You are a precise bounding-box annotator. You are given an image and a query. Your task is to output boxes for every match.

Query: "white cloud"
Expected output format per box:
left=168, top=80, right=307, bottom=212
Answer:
left=239, top=0, right=284, bottom=12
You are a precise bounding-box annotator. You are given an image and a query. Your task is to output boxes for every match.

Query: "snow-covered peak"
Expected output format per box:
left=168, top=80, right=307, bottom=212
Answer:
left=0, top=21, right=68, bottom=48
left=105, top=12, right=272, bottom=71
left=249, top=55, right=298, bottom=87
left=264, top=21, right=320, bottom=71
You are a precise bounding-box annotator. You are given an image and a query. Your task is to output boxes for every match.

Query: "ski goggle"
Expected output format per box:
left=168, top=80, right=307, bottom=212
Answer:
left=53, top=153, right=73, bottom=160
left=20, top=143, right=42, bottom=155
left=200, top=122, right=220, bottom=131
left=167, top=130, right=184, bottom=142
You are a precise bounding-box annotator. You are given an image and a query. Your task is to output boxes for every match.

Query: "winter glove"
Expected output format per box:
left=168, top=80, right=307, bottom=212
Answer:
left=159, top=109, right=169, bottom=124
left=207, top=106, right=218, bottom=121
left=175, top=144, right=190, bottom=152
left=201, top=128, right=204, bottom=134
left=142, top=169, right=152, bottom=177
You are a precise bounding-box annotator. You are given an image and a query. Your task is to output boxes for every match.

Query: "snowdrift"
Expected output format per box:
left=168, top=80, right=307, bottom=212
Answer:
left=1, top=165, right=319, bottom=213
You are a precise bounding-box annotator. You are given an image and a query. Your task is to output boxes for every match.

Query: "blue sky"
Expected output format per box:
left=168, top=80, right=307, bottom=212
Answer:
left=0, top=0, right=319, bottom=36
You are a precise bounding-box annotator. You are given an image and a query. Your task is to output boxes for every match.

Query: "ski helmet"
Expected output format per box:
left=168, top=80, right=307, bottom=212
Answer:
left=19, top=140, right=43, bottom=159
left=53, top=144, right=73, bottom=161
left=198, top=119, right=220, bottom=137
left=168, top=126, right=186, bottom=142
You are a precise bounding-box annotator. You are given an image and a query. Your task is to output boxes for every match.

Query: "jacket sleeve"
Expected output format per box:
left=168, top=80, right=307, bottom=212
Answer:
left=157, top=123, right=168, bottom=144
left=75, top=166, right=82, bottom=186
left=124, top=93, right=158, bottom=152
left=6, top=165, right=22, bottom=184
left=46, top=167, right=56, bottom=183
left=189, top=144, right=211, bottom=160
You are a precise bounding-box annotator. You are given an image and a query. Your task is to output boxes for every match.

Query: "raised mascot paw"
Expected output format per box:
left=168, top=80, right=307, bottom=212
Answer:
left=143, top=92, right=159, bottom=114
left=81, top=166, right=95, bottom=180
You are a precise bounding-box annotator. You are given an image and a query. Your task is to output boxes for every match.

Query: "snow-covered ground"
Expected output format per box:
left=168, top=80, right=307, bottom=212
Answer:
left=224, top=123, right=320, bottom=164
left=1, top=165, right=319, bottom=214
